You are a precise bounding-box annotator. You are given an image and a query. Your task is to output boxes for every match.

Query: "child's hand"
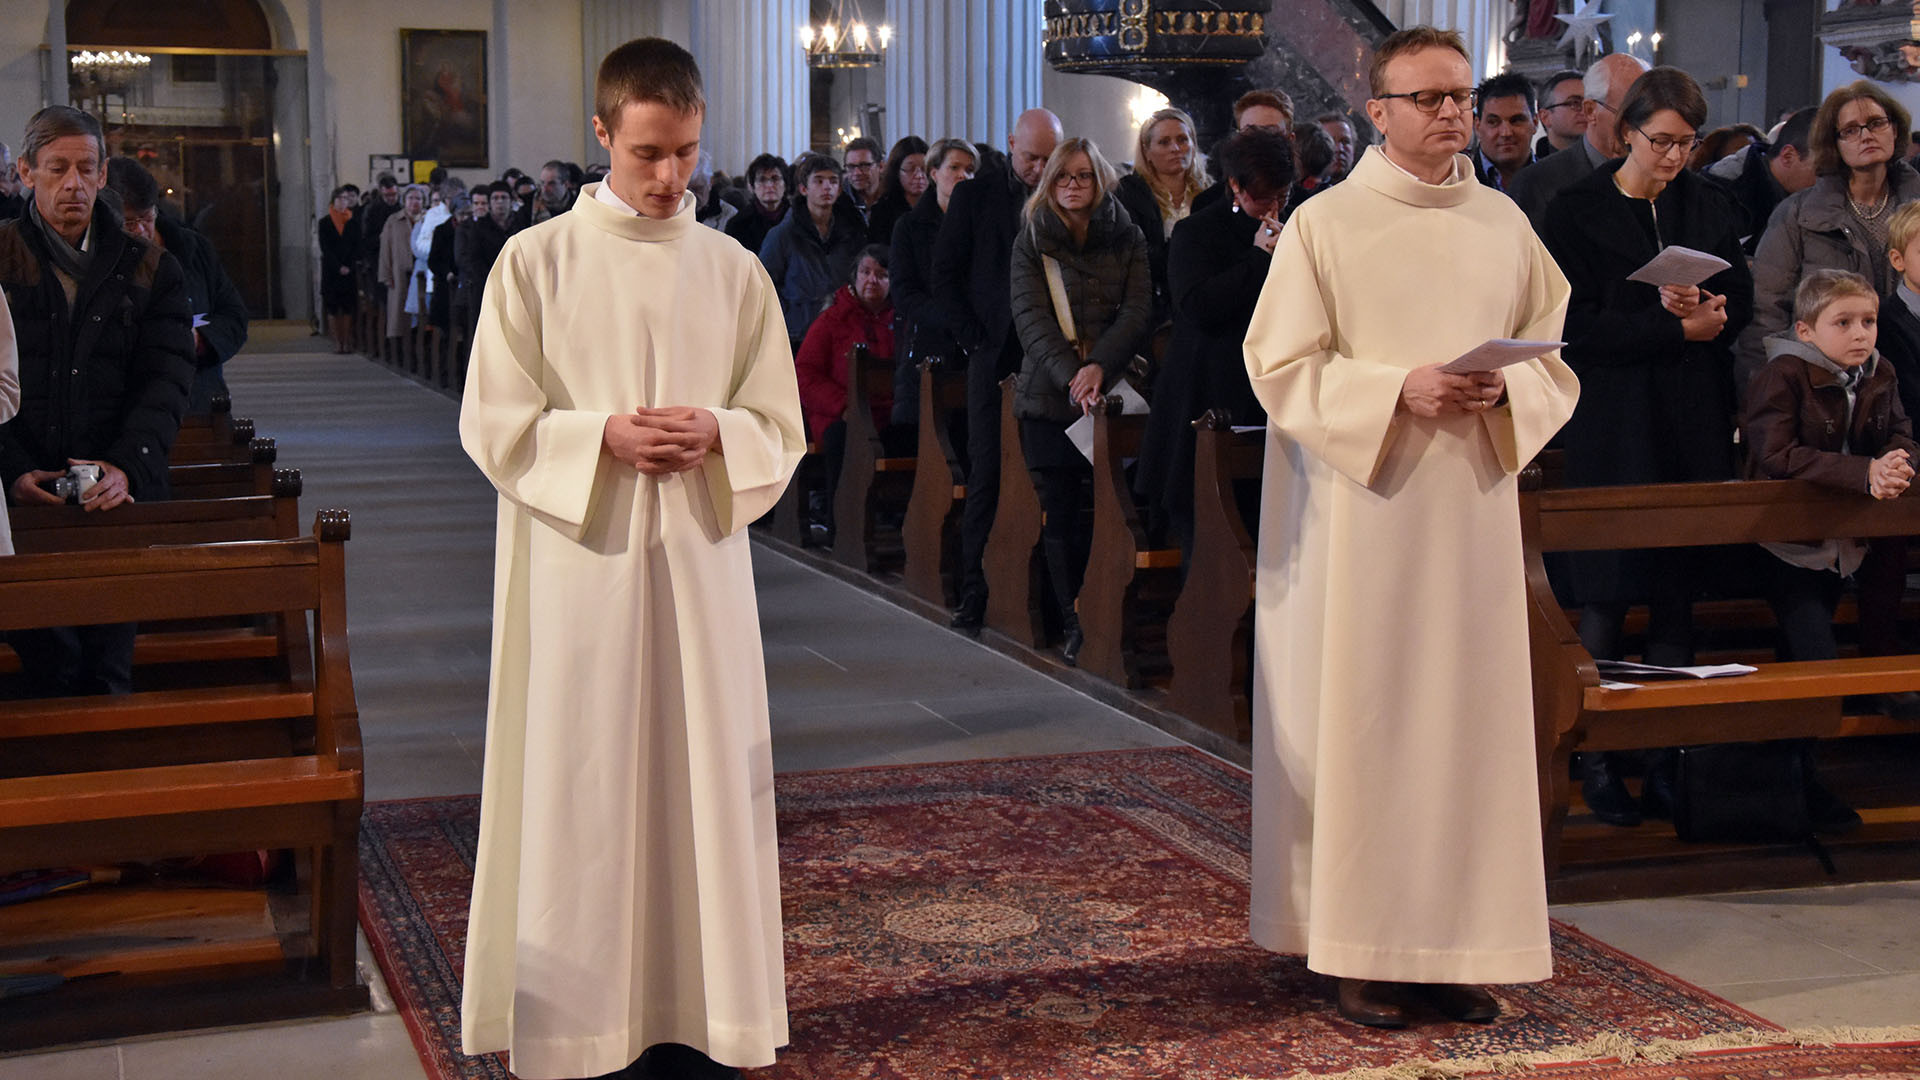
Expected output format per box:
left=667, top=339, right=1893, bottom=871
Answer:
left=1869, top=448, right=1914, bottom=499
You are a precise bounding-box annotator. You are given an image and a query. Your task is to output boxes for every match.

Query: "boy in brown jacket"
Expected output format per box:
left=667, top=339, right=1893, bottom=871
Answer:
left=1743, top=268, right=1919, bottom=829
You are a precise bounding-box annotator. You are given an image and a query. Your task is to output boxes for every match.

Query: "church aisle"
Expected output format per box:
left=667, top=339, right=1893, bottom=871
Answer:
left=0, top=332, right=1911, bottom=1077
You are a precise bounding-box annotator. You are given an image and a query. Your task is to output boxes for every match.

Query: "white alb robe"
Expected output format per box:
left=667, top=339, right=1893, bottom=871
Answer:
left=458, top=182, right=805, bottom=1078
left=1243, top=147, right=1580, bottom=984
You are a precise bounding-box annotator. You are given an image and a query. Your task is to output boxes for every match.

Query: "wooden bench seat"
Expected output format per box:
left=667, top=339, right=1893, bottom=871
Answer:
left=1166, top=413, right=1264, bottom=742
left=1524, top=472, right=1920, bottom=897
left=834, top=343, right=915, bottom=573
left=0, top=512, right=366, bottom=1049
left=1077, top=398, right=1181, bottom=689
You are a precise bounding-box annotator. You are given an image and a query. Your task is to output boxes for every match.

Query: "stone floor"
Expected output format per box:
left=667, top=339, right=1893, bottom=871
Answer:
left=6, top=329, right=1916, bottom=1079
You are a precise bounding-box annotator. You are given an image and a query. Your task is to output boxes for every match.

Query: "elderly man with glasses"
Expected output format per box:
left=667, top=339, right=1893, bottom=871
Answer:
left=1510, top=51, right=1649, bottom=229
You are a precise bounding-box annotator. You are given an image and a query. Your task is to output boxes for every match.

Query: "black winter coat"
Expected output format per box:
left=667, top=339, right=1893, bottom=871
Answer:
left=1114, top=171, right=1177, bottom=322
left=158, top=215, right=247, bottom=369
left=1541, top=162, right=1753, bottom=488
left=1008, top=195, right=1151, bottom=426
left=457, top=215, right=515, bottom=315
left=317, top=212, right=360, bottom=313
left=725, top=202, right=786, bottom=257
left=1874, top=289, right=1920, bottom=426
left=0, top=203, right=195, bottom=501
left=1134, top=198, right=1270, bottom=538
left=1540, top=161, right=1752, bottom=604
left=889, top=192, right=958, bottom=361
left=932, top=164, right=1029, bottom=360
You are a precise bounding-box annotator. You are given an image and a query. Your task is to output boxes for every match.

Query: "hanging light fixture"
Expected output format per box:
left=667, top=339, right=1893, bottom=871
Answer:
left=71, top=49, right=153, bottom=75
left=800, top=1, right=891, bottom=69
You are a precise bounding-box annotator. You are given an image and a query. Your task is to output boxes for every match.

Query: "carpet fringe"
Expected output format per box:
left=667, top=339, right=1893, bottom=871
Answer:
left=1264, top=1023, right=1920, bottom=1080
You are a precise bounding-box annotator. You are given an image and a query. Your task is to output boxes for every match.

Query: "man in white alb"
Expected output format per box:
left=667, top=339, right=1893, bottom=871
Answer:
left=457, top=37, right=805, bottom=1080
left=1242, top=26, right=1581, bottom=1029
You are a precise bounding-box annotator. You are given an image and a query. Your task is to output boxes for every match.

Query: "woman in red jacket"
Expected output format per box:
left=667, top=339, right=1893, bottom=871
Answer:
left=794, top=244, right=905, bottom=541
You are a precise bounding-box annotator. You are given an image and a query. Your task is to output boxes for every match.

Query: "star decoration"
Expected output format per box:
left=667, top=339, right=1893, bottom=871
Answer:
left=1553, top=1, right=1615, bottom=64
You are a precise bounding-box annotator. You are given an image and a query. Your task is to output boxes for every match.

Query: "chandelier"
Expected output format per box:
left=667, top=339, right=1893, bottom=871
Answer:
left=71, top=49, right=152, bottom=76
left=800, top=1, right=891, bottom=69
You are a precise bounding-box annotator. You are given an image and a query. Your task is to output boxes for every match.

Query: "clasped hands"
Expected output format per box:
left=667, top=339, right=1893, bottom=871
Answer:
left=1870, top=448, right=1914, bottom=500
left=1070, top=362, right=1106, bottom=414
left=10, top=459, right=132, bottom=512
left=603, top=406, right=721, bottom=475
left=1399, top=366, right=1505, bottom=419
left=1660, top=284, right=1729, bottom=342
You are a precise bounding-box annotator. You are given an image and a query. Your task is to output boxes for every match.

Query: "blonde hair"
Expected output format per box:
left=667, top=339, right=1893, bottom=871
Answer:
left=1022, top=137, right=1119, bottom=238
left=1792, top=268, right=1879, bottom=327
left=1370, top=26, right=1471, bottom=98
left=1133, top=108, right=1208, bottom=214
left=1890, top=200, right=1920, bottom=256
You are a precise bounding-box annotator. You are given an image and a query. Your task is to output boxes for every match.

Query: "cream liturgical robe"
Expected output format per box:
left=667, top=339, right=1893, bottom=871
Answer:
left=458, top=182, right=804, bottom=1079
left=1243, top=147, right=1580, bottom=984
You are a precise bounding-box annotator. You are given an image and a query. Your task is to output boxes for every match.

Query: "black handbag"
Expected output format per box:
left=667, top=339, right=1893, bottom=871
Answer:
left=1672, top=742, right=1835, bottom=872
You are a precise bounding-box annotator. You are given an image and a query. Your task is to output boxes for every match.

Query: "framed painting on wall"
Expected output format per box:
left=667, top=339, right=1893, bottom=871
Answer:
left=401, top=29, right=487, bottom=167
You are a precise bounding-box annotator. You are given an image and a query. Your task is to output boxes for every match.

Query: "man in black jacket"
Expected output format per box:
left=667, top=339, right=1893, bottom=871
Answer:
left=106, top=157, right=248, bottom=413
left=1, top=107, right=195, bottom=695
left=1703, top=107, right=1817, bottom=254
left=930, top=107, right=1060, bottom=634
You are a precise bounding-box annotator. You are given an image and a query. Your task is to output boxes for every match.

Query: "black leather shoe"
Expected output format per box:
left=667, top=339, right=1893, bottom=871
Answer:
left=950, top=592, right=986, bottom=637
left=1336, top=979, right=1410, bottom=1029
left=1062, top=618, right=1084, bottom=667
left=1580, top=752, right=1642, bottom=827
left=1419, top=982, right=1500, bottom=1023
left=637, top=1043, right=742, bottom=1080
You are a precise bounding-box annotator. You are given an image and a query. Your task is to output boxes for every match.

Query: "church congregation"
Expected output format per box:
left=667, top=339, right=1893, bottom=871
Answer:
left=1, top=3, right=1919, bottom=1080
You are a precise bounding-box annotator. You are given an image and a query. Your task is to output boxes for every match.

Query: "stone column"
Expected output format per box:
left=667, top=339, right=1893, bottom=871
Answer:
left=45, top=1, right=69, bottom=107
left=884, top=0, right=1045, bottom=148
left=1381, top=0, right=1507, bottom=78
left=690, top=0, right=810, bottom=172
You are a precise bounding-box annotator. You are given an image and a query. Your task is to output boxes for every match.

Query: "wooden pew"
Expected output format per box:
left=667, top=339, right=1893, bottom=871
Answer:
left=983, top=374, right=1049, bottom=647
left=833, top=344, right=915, bottom=573
left=903, top=358, right=970, bottom=609
left=171, top=419, right=260, bottom=467
left=170, top=439, right=279, bottom=500
left=1524, top=473, right=1920, bottom=896
left=0, top=511, right=367, bottom=1049
left=176, top=393, right=235, bottom=447
left=1166, top=412, right=1264, bottom=743
left=1076, top=398, right=1183, bottom=688
left=762, top=441, right=823, bottom=546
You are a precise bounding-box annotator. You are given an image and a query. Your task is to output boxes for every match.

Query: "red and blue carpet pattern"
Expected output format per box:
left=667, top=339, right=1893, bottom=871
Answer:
left=357, top=747, right=1876, bottom=1079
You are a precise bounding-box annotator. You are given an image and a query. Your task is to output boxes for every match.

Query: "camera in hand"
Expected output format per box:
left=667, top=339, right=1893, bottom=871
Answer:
left=39, top=463, right=103, bottom=505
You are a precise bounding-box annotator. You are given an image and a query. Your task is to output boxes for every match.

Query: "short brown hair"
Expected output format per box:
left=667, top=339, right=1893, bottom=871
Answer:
left=1793, top=268, right=1878, bottom=327
left=21, top=105, right=104, bottom=167
left=1369, top=26, right=1471, bottom=99
left=1234, top=89, right=1294, bottom=127
left=594, top=37, right=704, bottom=131
left=1618, top=66, right=1708, bottom=134
left=1809, top=80, right=1912, bottom=176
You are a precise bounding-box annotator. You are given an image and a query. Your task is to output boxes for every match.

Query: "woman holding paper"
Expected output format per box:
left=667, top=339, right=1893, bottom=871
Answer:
left=1008, top=138, right=1152, bottom=665
left=1539, top=66, right=1753, bottom=826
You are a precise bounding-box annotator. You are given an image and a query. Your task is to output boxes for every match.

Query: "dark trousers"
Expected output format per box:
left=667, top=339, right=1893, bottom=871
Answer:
left=1029, top=459, right=1093, bottom=624
left=958, top=340, right=1016, bottom=602
left=1856, top=537, right=1907, bottom=655
left=1577, top=551, right=1698, bottom=666
left=1763, top=558, right=1846, bottom=662
left=6, top=623, right=138, bottom=697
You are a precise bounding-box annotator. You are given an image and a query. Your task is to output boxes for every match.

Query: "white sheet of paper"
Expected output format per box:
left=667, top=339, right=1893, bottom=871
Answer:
left=1439, top=338, right=1565, bottom=375
left=1626, top=245, right=1732, bottom=288
left=1594, top=660, right=1758, bottom=680
left=1065, top=379, right=1152, bottom=462
left=1599, top=680, right=1643, bottom=691
left=1231, top=425, right=1264, bottom=434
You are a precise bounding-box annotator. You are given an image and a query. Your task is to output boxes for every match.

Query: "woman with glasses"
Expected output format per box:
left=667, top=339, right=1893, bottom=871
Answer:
left=1008, top=137, right=1152, bottom=665
left=724, top=152, right=790, bottom=256
left=1116, top=107, right=1207, bottom=320
left=1540, top=66, right=1754, bottom=828
left=865, top=135, right=929, bottom=247
left=1742, top=81, right=1919, bottom=393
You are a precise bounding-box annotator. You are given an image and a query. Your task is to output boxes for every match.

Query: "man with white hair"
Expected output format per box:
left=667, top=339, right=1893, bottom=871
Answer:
left=1509, top=51, right=1650, bottom=228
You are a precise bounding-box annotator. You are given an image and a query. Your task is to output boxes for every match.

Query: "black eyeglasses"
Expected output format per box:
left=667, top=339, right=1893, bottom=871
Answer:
left=1376, top=88, right=1477, bottom=114
left=1632, top=126, right=1704, bottom=155
left=1540, top=97, right=1586, bottom=113
left=1838, top=115, right=1894, bottom=142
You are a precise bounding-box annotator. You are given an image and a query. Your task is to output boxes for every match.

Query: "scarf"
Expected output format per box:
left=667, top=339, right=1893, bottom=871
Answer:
left=25, top=195, right=92, bottom=281
left=328, top=206, right=353, bottom=234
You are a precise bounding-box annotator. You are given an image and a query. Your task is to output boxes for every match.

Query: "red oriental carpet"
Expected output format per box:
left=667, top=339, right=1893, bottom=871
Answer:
left=357, top=747, right=1919, bottom=1080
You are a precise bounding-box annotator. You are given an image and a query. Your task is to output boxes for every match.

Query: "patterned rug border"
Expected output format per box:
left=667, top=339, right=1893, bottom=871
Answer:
left=356, top=748, right=1916, bottom=1080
